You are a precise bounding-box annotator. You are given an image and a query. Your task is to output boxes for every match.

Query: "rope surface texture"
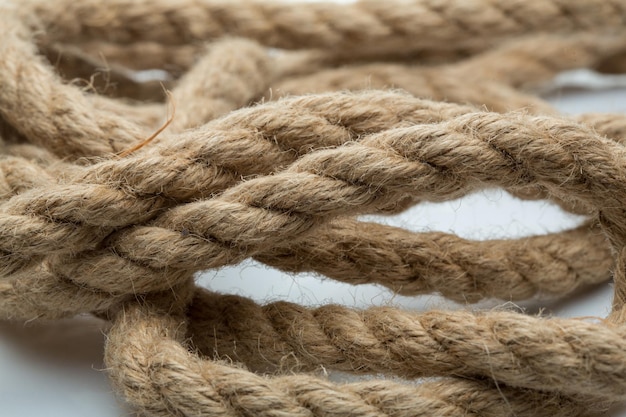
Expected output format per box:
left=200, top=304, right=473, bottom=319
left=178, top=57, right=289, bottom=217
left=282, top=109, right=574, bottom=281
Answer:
left=3, top=0, right=626, bottom=415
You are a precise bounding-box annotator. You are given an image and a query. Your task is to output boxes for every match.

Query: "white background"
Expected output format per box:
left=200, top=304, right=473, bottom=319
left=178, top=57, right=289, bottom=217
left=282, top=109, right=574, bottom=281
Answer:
left=2, top=1, right=626, bottom=414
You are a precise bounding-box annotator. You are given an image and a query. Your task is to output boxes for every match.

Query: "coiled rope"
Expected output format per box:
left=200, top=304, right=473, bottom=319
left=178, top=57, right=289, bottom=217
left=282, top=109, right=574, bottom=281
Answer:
left=2, top=0, right=626, bottom=416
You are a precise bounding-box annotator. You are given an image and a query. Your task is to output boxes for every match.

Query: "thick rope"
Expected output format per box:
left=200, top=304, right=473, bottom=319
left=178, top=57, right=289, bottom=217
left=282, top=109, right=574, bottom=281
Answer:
left=0, top=144, right=612, bottom=314
left=0, top=93, right=479, bottom=263
left=256, top=220, right=611, bottom=303
left=272, top=34, right=626, bottom=113
left=21, top=0, right=626, bottom=60
left=104, top=292, right=609, bottom=417
left=0, top=142, right=610, bottom=314
left=0, top=94, right=624, bottom=315
left=9, top=106, right=626, bottom=283
left=4, top=92, right=626, bottom=261
left=180, top=288, right=626, bottom=400
left=3, top=1, right=626, bottom=416
left=0, top=16, right=144, bottom=158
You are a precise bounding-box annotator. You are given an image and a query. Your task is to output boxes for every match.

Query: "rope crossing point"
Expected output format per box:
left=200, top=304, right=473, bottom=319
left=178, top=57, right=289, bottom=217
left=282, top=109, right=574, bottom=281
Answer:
left=1, top=0, right=626, bottom=415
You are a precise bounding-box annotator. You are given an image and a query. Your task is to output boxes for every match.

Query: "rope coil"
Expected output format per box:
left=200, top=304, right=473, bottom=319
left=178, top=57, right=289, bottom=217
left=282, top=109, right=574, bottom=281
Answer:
left=2, top=0, right=626, bottom=416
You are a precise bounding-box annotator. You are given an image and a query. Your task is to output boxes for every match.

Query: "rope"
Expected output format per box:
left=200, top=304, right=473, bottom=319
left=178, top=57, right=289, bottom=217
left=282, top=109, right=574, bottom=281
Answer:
left=105, top=293, right=606, bottom=417
left=2, top=1, right=626, bottom=416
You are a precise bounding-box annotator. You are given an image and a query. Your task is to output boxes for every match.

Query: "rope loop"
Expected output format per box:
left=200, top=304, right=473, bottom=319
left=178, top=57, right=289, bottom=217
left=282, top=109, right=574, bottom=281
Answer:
left=1, top=1, right=626, bottom=415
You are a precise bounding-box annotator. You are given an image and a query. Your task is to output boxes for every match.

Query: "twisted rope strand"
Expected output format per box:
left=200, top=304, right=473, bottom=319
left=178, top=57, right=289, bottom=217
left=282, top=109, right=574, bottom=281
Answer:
left=4, top=2, right=626, bottom=415
left=0, top=16, right=145, bottom=158
left=256, top=220, right=612, bottom=303
left=105, top=298, right=605, bottom=417
left=0, top=273, right=130, bottom=320
left=0, top=94, right=623, bottom=318
left=53, top=110, right=626, bottom=295
left=273, top=34, right=626, bottom=113
left=4, top=92, right=624, bottom=265
left=0, top=217, right=612, bottom=321
left=22, top=0, right=626, bottom=59
left=178, top=288, right=626, bottom=400
left=0, top=93, right=477, bottom=266
left=0, top=144, right=611, bottom=315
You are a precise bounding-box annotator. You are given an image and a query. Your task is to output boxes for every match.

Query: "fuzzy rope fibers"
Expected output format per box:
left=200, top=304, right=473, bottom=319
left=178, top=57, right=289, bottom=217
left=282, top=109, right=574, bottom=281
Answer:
left=3, top=1, right=626, bottom=416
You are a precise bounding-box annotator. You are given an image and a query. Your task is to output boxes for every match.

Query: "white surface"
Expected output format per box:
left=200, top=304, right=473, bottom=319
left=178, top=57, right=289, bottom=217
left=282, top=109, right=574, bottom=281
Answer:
left=1, top=76, right=626, bottom=415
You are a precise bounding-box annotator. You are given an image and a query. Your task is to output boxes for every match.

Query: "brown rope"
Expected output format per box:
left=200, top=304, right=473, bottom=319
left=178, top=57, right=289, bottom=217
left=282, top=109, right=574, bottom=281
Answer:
left=104, top=290, right=610, bottom=417
left=3, top=1, right=626, bottom=416
left=21, top=0, right=626, bottom=60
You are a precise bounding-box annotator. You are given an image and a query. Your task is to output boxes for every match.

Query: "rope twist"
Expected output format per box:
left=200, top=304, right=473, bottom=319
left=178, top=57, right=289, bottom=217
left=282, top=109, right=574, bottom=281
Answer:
left=2, top=1, right=626, bottom=416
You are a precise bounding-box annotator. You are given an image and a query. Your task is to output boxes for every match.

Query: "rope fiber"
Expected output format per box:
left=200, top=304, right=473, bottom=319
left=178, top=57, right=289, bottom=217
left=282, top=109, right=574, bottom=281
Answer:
left=2, top=0, right=626, bottom=416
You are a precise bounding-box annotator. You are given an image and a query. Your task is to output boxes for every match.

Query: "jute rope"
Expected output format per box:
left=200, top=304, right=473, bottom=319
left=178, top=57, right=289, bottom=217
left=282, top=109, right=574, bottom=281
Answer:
left=105, top=291, right=608, bottom=417
left=20, top=0, right=626, bottom=60
left=3, top=0, right=626, bottom=416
